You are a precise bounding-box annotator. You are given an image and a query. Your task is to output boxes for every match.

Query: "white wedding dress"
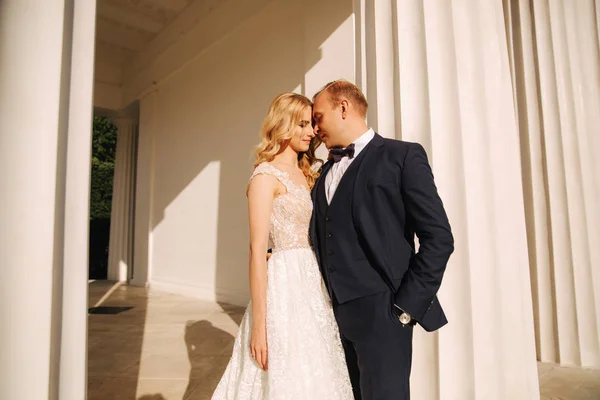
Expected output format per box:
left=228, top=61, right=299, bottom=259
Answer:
left=212, top=162, right=353, bottom=400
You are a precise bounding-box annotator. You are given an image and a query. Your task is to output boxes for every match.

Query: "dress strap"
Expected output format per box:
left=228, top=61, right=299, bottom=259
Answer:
left=249, top=162, right=293, bottom=192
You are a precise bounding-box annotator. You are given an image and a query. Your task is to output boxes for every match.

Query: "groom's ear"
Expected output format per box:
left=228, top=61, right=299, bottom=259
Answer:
left=340, top=99, right=349, bottom=118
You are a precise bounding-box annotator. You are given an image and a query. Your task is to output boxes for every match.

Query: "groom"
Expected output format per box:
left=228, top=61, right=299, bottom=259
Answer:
left=309, top=80, right=454, bottom=400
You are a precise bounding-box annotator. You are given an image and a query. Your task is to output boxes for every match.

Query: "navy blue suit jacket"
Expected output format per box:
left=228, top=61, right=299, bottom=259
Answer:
left=310, top=133, right=454, bottom=332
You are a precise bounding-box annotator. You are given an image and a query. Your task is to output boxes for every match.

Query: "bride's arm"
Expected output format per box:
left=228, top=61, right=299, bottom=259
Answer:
left=247, top=174, right=278, bottom=370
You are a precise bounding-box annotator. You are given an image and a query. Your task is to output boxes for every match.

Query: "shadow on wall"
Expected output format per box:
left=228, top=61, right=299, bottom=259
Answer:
left=143, top=0, right=353, bottom=304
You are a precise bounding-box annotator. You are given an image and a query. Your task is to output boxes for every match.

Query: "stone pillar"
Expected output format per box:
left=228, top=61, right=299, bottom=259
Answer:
left=130, top=92, right=159, bottom=287
left=353, top=0, right=398, bottom=138
left=356, top=1, right=541, bottom=398
left=523, top=0, right=600, bottom=367
left=0, top=0, right=96, bottom=399
left=107, top=118, right=138, bottom=282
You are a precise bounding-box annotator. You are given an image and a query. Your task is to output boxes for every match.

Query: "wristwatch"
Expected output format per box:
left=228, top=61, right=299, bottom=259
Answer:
left=401, top=312, right=414, bottom=325
left=395, top=307, right=415, bottom=326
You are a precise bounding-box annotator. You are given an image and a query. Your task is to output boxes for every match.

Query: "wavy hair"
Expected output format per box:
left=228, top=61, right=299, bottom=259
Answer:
left=254, top=93, right=322, bottom=188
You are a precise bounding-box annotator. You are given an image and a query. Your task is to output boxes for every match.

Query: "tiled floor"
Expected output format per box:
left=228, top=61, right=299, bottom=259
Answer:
left=538, top=362, right=600, bottom=400
left=87, top=281, right=600, bottom=399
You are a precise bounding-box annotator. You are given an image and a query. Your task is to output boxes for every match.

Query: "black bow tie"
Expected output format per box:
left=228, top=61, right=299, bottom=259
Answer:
left=329, top=143, right=355, bottom=163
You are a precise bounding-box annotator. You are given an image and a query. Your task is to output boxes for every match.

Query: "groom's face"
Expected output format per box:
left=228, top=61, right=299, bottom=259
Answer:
left=312, top=91, right=343, bottom=148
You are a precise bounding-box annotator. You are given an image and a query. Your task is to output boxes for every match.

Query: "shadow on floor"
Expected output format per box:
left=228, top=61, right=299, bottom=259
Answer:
left=182, top=319, right=236, bottom=399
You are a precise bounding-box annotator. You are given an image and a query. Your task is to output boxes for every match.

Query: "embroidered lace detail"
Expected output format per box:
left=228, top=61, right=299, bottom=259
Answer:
left=249, top=163, right=312, bottom=252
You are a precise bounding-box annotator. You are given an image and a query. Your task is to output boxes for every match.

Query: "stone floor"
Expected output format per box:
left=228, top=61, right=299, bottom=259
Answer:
left=87, top=281, right=600, bottom=399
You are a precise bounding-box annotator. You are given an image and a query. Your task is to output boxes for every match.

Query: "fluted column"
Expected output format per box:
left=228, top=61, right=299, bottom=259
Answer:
left=394, top=2, right=439, bottom=398
left=560, top=0, right=600, bottom=367
left=130, top=92, right=159, bottom=287
left=506, top=0, right=557, bottom=364
left=60, top=1, right=97, bottom=398
left=596, top=0, right=600, bottom=55
left=513, top=0, right=600, bottom=368
left=107, top=118, right=138, bottom=282
left=0, top=1, right=96, bottom=399
left=578, top=0, right=600, bottom=355
left=570, top=0, right=600, bottom=361
left=356, top=1, right=540, bottom=398
left=354, top=0, right=398, bottom=138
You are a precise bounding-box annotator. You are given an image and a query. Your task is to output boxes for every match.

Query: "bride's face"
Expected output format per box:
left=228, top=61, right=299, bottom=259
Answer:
left=288, top=107, right=315, bottom=153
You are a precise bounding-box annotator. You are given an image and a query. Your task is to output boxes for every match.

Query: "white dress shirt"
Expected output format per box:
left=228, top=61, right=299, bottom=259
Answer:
left=325, top=128, right=375, bottom=204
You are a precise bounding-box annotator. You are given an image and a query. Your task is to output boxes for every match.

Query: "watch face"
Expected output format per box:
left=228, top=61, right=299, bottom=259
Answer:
left=400, top=313, right=411, bottom=324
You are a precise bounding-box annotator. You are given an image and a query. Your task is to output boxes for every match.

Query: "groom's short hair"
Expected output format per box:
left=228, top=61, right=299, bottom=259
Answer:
left=313, top=80, right=368, bottom=118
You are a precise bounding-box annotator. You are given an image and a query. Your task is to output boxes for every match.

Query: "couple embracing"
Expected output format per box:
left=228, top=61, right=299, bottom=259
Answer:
left=212, top=80, right=453, bottom=400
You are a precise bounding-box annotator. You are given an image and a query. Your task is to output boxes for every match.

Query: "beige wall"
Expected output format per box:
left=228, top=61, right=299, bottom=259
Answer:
left=134, top=0, right=354, bottom=304
left=93, top=51, right=122, bottom=110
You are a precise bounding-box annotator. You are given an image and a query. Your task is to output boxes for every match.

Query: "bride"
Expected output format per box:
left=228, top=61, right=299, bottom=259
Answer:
left=211, top=93, right=353, bottom=399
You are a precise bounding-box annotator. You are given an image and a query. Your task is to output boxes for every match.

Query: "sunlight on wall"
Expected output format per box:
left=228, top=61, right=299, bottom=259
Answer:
left=151, top=161, right=221, bottom=299
left=140, top=0, right=354, bottom=307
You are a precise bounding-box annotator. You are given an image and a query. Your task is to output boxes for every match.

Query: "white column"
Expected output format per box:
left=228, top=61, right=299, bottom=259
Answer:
left=576, top=0, right=600, bottom=354
left=354, top=0, right=398, bottom=138
left=356, top=1, right=540, bottom=398
left=107, top=118, right=138, bottom=282
left=130, top=92, right=158, bottom=287
left=407, top=1, right=476, bottom=398
left=533, top=0, right=578, bottom=367
left=521, top=0, right=600, bottom=368
left=60, top=0, right=97, bottom=398
left=596, top=0, right=600, bottom=55
left=395, top=0, right=431, bottom=147
left=548, top=0, right=592, bottom=366
left=394, top=2, right=438, bottom=396
left=506, top=0, right=557, bottom=364
left=506, top=0, right=600, bottom=369
left=560, top=0, right=600, bottom=367
left=0, top=1, right=96, bottom=399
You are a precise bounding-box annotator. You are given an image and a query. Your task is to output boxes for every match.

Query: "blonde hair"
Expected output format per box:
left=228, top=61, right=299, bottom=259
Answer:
left=254, top=93, right=322, bottom=188
left=313, top=79, right=368, bottom=118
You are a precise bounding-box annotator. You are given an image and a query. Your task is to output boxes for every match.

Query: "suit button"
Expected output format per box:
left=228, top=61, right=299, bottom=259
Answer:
left=328, top=267, right=335, bottom=273
left=326, top=233, right=332, bottom=238
left=325, top=216, right=332, bottom=221
left=327, top=250, right=333, bottom=256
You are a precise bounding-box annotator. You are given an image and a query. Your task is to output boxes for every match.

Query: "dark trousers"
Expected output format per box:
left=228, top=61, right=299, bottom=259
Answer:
left=333, top=290, right=414, bottom=400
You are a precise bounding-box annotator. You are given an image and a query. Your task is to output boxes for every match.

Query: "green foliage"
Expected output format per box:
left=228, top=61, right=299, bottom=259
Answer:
left=90, top=116, right=117, bottom=220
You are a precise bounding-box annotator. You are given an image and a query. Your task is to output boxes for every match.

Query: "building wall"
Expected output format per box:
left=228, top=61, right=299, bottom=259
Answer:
left=135, top=0, right=355, bottom=304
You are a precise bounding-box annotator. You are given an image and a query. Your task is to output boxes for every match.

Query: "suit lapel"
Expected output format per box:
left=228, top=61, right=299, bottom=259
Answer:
left=352, top=133, right=385, bottom=212
left=312, top=160, right=332, bottom=205
left=310, top=160, right=333, bottom=260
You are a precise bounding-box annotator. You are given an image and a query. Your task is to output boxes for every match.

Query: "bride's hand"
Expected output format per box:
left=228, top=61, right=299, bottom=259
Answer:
left=250, top=323, right=268, bottom=371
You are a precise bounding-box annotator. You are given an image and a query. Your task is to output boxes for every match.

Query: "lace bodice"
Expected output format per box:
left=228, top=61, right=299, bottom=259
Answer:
left=249, top=163, right=313, bottom=252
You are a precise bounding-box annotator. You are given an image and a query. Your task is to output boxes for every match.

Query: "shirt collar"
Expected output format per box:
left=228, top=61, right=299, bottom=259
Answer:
left=351, top=128, right=375, bottom=158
